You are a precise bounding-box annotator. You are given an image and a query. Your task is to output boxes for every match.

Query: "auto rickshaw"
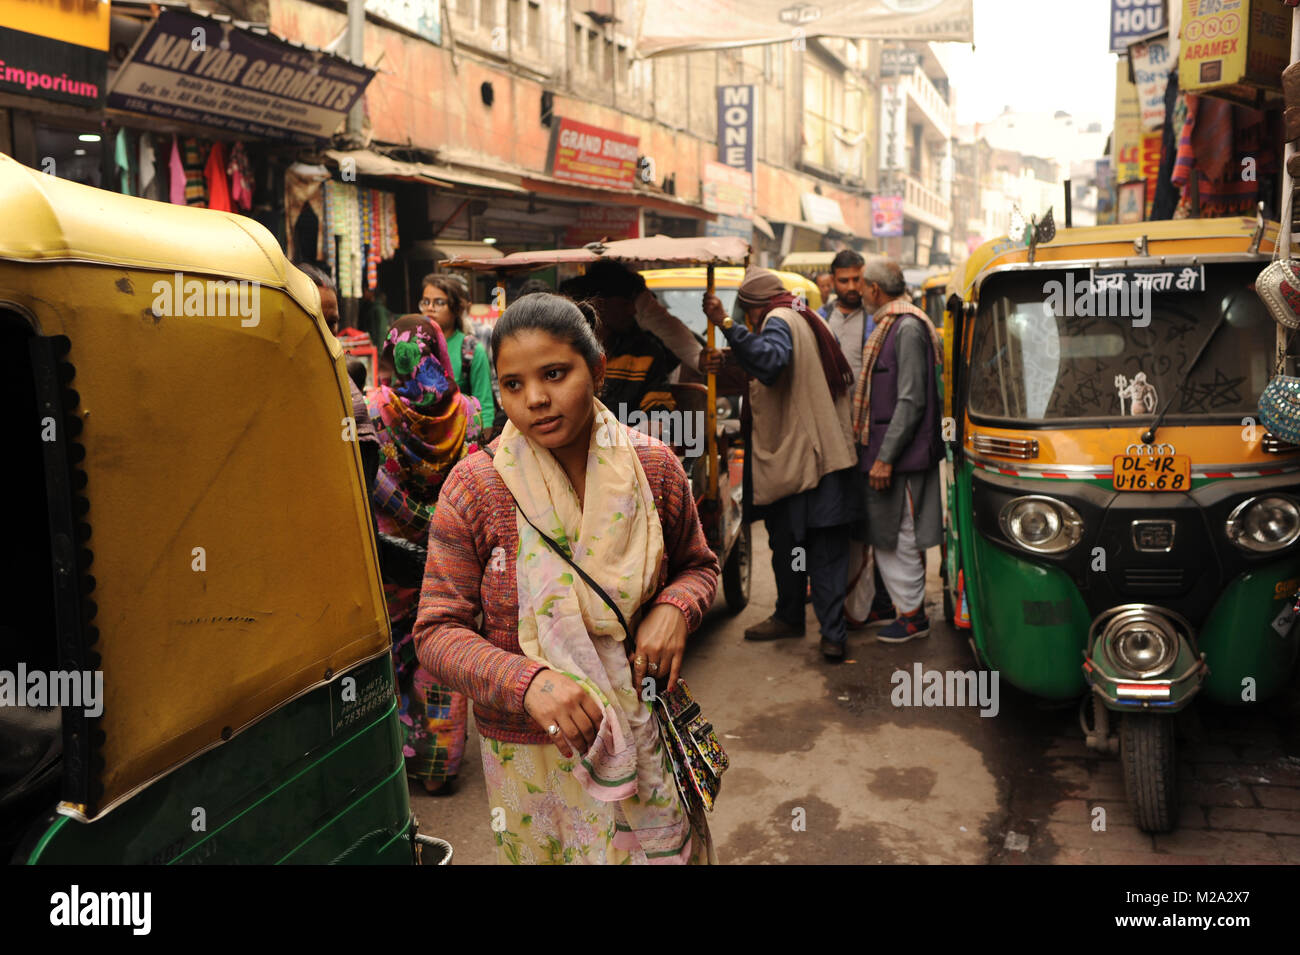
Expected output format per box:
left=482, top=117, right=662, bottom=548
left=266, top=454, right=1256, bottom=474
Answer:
left=0, top=152, right=428, bottom=863
left=942, top=214, right=1300, bottom=831
left=447, top=236, right=755, bottom=613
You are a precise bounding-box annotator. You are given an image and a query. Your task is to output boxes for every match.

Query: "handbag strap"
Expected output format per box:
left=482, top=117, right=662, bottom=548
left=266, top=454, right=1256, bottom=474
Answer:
left=482, top=443, right=632, bottom=641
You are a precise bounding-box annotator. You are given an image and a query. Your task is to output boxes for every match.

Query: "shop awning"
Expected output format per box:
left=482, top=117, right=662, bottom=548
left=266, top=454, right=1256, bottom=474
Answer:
left=751, top=213, right=775, bottom=241
left=520, top=176, right=716, bottom=221
left=409, top=239, right=505, bottom=261
left=324, top=150, right=527, bottom=193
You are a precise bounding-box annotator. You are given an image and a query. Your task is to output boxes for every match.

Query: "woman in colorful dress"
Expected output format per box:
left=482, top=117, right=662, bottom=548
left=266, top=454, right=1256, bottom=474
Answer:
left=412, top=293, right=720, bottom=864
left=368, top=315, right=482, bottom=795
left=420, top=274, right=496, bottom=436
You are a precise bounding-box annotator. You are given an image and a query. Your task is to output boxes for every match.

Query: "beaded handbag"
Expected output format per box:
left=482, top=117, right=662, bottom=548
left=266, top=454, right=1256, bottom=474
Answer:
left=1260, top=376, right=1300, bottom=445
left=1256, top=258, right=1300, bottom=331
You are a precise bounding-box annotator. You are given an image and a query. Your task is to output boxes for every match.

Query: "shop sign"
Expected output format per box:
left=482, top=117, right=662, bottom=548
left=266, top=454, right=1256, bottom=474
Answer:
left=1131, top=36, right=1172, bottom=130
left=1179, top=0, right=1288, bottom=98
left=546, top=117, right=639, bottom=190
left=716, top=85, right=755, bottom=174
left=561, top=205, right=641, bottom=245
left=107, top=10, right=375, bottom=142
left=0, top=0, right=109, bottom=107
left=880, top=49, right=919, bottom=76
left=702, top=161, right=754, bottom=218
left=365, top=0, right=441, bottom=46
left=1113, top=58, right=1142, bottom=183
left=705, top=215, right=754, bottom=239
left=1109, top=0, right=1167, bottom=53
left=1139, top=130, right=1163, bottom=219
left=871, top=195, right=904, bottom=237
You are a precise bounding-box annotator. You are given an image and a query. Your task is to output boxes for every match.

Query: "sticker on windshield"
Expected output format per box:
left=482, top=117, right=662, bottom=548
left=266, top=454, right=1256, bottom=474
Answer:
left=1092, top=265, right=1205, bottom=294
left=1115, top=372, right=1159, bottom=415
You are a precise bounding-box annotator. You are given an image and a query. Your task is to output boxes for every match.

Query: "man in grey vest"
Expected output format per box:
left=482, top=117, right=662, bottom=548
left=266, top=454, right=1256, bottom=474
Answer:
left=851, top=258, right=944, bottom=643
left=701, top=267, right=862, bottom=660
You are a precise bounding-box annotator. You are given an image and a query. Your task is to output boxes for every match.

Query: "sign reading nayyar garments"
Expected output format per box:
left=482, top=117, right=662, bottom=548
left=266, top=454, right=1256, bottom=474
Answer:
left=108, top=10, right=375, bottom=142
left=0, top=0, right=109, bottom=107
left=717, top=85, right=756, bottom=174
left=546, top=117, right=640, bottom=190
left=1109, top=0, right=1167, bottom=53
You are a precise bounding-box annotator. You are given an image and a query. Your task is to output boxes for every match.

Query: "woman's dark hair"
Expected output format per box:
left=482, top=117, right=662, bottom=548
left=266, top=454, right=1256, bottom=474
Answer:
left=491, top=292, right=604, bottom=375
left=420, top=273, right=467, bottom=320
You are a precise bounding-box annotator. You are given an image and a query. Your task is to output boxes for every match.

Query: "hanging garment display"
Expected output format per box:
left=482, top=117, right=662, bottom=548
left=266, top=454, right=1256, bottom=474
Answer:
left=182, top=138, right=207, bottom=207
left=139, top=134, right=159, bottom=201
left=114, top=129, right=134, bottom=196
left=1171, top=94, right=1275, bottom=217
left=312, top=180, right=401, bottom=297
left=205, top=142, right=233, bottom=212
left=284, top=163, right=330, bottom=262
left=227, top=142, right=254, bottom=212
left=168, top=135, right=187, bottom=206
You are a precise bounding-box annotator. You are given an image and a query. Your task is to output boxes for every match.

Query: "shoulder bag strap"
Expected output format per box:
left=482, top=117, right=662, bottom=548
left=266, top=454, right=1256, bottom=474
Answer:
left=480, top=444, right=631, bottom=640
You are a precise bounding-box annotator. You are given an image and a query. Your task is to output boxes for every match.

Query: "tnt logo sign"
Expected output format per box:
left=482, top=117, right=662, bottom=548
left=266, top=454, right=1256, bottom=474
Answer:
left=717, top=85, right=755, bottom=173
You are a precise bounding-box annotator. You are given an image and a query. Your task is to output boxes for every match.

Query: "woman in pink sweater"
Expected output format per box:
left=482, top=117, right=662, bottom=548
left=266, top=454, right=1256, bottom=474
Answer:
left=412, top=293, right=719, bottom=864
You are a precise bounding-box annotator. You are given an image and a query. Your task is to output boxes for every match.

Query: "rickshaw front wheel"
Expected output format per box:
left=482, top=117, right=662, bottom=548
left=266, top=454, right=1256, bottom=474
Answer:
left=723, top=523, right=751, bottom=614
left=1120, top=713, right=1178, bottom=833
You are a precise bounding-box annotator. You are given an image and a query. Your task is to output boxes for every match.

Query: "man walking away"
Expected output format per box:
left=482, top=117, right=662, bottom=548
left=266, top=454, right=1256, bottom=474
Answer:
left=852, top=258, right=944, bottom=644
left=701, top=267, right=862, bottom=660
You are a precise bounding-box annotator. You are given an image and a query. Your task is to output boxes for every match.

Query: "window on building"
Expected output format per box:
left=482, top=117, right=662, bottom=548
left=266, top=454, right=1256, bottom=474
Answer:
left=803, top=61, right=829, bottom=168
left=763, top=42, right=784, bottom=87
left=911, top=123, right=923, bottom=177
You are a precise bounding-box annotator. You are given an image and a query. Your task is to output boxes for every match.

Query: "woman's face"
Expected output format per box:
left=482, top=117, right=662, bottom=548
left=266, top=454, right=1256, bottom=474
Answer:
left=420, top=283, right=456, bottom=335
left=495, top=329, right=603, bottom=452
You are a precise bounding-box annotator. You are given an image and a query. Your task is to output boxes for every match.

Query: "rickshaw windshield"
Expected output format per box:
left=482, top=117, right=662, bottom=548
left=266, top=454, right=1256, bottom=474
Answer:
left=967, top=262, right=1274, bottom=423
left=652, top=287, right=738, bottom=336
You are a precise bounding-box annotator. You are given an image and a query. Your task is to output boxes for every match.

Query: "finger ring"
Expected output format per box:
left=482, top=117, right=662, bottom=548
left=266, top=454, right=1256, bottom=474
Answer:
left=634, top=655, right=646, bottom=666
left=547, top=724, right=560, bottom=736
left=648, top=662, right=659, bottom=674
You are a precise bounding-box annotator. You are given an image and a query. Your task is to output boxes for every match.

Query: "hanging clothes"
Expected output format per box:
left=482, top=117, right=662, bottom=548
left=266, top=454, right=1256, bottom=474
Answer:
left=1172, top=94, right=1274, bottom=217
left=168, top=135, right=187, bottom=206
left=139, top=134, right=160, bottom=201
left=204, top=142, right=233, bottom=212
left=113, top=129, right=134, bottom=196
left=227, top=142, right=254, bottom=211
left=284, top=162, right=330, bottom=262
left=182, top=138, right=207, bottom=206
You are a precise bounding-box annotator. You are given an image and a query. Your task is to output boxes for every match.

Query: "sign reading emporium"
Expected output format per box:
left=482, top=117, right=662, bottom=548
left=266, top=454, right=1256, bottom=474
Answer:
left=108, top=10, right=374, bottom=142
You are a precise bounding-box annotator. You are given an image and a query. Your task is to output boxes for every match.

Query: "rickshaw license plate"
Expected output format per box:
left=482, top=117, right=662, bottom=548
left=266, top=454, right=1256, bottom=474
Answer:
left=1112, top=454, right=1190, bottom=491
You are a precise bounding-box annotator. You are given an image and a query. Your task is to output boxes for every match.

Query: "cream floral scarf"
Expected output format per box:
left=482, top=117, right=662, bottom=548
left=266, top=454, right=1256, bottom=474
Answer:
left=493, top=399, right=693, bottom=862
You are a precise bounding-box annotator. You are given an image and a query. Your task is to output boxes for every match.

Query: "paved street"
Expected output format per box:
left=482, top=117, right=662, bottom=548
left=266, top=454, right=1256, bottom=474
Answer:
left=412, top=524, right=1300, bottom=865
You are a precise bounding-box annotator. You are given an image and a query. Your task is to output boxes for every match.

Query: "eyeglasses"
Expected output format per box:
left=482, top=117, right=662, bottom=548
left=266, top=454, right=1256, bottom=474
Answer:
left=420, top=298, right=450, bottom=308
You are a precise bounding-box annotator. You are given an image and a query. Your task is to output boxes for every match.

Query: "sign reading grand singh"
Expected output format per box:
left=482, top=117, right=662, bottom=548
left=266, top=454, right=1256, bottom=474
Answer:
left=108, top=10, right=374, bottom=142
left=546, top=117, right=640, bottom=191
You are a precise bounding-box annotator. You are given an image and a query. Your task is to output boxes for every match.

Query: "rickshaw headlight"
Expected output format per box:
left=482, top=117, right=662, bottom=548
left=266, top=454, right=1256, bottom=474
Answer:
left=999, top=496, right=1084, bottom=554
left=1226, top=496, right=1300, bottom=553
left=1106, top=619, right=1180, bottom=678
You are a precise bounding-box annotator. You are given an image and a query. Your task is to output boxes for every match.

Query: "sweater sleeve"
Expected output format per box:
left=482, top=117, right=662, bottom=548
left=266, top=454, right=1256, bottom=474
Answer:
left=877, top=319, right=930, bottom=466
left=649, top=448, right=721, bottom=632
left=722, top=315, right=792, bottom=386
left=412, top=467, right=544, bottom=715
left=636, top=289, right=704, bottom=372
left=469, top=341, right=496, bottom=430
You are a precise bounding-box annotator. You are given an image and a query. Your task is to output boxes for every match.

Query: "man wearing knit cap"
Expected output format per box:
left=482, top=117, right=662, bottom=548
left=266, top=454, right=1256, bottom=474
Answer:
left=701, top=266, right=862, bottom=660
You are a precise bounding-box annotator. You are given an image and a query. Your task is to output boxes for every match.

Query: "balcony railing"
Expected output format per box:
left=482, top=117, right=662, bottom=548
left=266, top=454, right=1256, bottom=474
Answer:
left=900, top=69, right=953, bottom=140
left=903, top=174, right=952, bottom=231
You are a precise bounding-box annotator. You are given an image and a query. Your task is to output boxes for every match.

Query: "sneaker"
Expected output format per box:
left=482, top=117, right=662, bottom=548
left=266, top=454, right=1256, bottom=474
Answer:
left=819, top=637, right=846, bottom=661
left=847, top=605, right=898, bottom=631
left=744, top=616, right=806, bottom=641
left=876, top=609, right=930, bottom=644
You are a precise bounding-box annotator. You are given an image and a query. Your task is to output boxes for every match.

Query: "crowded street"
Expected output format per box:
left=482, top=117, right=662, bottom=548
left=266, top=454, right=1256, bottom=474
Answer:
left=415, top=524, right=1300, bottom=865
left=4, top=0, right=1300, bottom=914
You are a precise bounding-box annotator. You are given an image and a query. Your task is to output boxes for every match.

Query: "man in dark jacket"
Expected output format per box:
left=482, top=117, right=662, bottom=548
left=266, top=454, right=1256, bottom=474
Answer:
left=852, top=258, right=944, bottom=644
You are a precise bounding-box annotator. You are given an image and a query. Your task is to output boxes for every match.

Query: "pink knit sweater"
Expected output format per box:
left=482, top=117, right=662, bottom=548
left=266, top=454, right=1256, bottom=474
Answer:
left=412, top=436, right=720, bottom=744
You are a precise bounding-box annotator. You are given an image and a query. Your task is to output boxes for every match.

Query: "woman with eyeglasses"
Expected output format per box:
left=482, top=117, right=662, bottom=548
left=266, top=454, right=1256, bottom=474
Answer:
left=420, top=274, right=496, bottom=435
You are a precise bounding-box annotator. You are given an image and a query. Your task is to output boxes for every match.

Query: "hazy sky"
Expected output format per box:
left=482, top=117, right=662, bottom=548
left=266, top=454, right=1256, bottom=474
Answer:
left=939, top=0, right=1119, bottom=126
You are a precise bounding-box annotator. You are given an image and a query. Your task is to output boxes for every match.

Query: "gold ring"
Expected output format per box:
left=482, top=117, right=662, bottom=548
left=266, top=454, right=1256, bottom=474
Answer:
left=634, top=655, right=646, bottom=666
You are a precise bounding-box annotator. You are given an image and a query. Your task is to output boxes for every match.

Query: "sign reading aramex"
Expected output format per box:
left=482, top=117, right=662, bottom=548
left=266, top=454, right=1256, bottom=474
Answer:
left=546, top=117, right=639, bottom=191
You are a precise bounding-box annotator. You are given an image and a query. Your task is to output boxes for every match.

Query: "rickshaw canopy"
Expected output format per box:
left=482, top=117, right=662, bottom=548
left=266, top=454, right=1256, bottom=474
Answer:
left=446, top=234, right=750, bottom=272
left=0, top=153, right=390, bottom=821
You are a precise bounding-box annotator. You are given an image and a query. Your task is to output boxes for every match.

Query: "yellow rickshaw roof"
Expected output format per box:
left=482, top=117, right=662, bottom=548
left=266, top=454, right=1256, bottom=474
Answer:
left=0, top=152, right=311, bottom=300
left=960, top=217, right=1279, bottom=299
